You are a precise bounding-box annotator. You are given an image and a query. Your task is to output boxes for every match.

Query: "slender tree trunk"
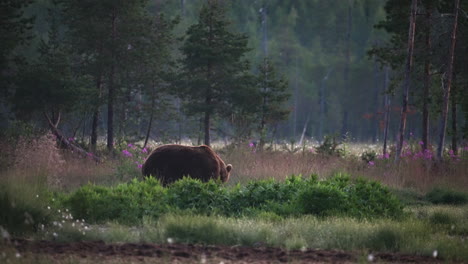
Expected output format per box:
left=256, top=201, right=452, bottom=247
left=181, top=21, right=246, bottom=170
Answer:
left=143, top=84, right=156, bottom=149
left=261, top=5, right=268, bottom=57
left=395, top=0, right=418, bottom=161
left=90, top=75, right=103, bottom=152
left=451, top=81, right=458, bottom=155
left=299, top=114, right=310, bottom=146
left=319, top=68, right=332, bottom=143
left=437, top=0, right=460, bottom=160
left=197, top=117, right=203, bottom=145
left=422, top=4, right=433, bottom=151
left=372, top=62, right=380, bottom=143
left=293, top=57, right=298, bottom=139
left=383, top=67, right=391, bottom=155
left=204, top=98, right=211, bottom=146
left=341, top=0, right=352, bottom=138
left=107, top=9, right=117, bottom=152
left=180, top=0, right=185, bottom=16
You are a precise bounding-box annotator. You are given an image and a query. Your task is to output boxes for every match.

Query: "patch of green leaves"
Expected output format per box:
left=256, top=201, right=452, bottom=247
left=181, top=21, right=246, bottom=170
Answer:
left=60, top=173, right=404, bottom=225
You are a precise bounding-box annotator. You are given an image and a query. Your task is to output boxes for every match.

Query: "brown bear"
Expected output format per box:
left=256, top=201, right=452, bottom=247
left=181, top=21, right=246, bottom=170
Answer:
left=141, top=144, right=232, bottom=186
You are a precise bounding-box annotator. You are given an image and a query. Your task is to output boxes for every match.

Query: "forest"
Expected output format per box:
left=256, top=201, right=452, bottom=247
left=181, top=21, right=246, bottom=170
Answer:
left=1, top=0, right=466, bottom=153
left=1, top=0, right=468, bottom=263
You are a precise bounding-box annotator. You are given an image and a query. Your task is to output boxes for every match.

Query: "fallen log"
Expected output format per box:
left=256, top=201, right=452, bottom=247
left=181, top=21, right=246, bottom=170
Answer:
left=44, top=112, right=101, bottom=163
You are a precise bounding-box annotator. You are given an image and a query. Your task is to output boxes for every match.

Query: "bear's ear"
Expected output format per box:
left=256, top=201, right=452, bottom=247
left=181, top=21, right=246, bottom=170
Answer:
left=226, top=164, right=232, bottom=172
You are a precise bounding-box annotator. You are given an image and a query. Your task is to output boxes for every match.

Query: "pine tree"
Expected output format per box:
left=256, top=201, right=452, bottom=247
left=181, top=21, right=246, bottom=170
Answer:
left=178, top=0, right=252, bottom=146
left=256, top=58, right=290, bottom=149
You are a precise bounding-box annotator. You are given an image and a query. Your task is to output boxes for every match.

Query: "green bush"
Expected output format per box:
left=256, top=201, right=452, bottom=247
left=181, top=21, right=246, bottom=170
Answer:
left=59, top=173, right=404, bottom=225
left=316, top=134, right=346, bottom=157
left=166, top=177, right=229, bottom=215
left=64, top=177, right=167, bottom=224
left=295, top=184, right=349, bottom=216
left=361, top=150, right=377, bottom=163
left=425, top=188, right=468, bottom=205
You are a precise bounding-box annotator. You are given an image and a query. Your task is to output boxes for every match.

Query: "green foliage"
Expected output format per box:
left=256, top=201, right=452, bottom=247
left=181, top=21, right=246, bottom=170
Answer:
left=295, top=184, right=349, bottom=216
left=60, top=173, right=404, bottom=225
left=177, top=0, right=254, bottom=144
left=316, top=134, right=346, bottom=157
left=63, top=177, right=167, bottom=224
left=361, top=150, right=377, bottom=163
left=425, top=188, right=468, bottom=205
left=166, top=177, right=229, bottom=215
left=255, top=58, right=291, bottom=148
left=295, top=174, right=404, bottom=219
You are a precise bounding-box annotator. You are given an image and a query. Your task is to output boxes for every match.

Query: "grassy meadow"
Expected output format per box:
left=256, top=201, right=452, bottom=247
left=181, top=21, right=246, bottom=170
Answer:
left=1, top=133, right=468, bottom=263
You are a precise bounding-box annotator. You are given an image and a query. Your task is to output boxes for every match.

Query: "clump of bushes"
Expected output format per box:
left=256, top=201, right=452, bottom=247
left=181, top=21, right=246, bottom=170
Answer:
left=64, top=177, right=167, bottom=224
left=60, top=173, right=405, bottom=224
left=425, top=187, right=468, bottom=205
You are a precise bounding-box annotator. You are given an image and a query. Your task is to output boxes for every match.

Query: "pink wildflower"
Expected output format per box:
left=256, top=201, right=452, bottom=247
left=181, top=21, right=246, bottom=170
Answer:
left=249, top=142, right=254, bottom=147
left=122, top=150, right=132, bottom=157
left=419, top=141, right=424, bottom=145
left=142, top=148, right=148, bottom=153
left=368, top=161, right=375, bottom=166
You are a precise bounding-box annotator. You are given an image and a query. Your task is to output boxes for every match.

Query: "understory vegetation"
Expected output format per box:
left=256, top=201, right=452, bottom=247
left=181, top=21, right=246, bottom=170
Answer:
left=1, top=136, right=468, bottom=262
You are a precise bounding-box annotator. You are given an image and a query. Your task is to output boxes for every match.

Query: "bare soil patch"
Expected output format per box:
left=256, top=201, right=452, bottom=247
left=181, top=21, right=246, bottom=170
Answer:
left=8, top=239, right=444, bottom=263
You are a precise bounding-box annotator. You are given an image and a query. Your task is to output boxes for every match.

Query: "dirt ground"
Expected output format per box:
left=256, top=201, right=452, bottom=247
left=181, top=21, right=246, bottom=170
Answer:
left=6, top=239, right=446, bottom=263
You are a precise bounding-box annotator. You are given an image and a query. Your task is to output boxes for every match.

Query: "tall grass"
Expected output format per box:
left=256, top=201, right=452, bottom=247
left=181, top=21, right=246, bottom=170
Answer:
left=222, top=144, right=468, bottom=192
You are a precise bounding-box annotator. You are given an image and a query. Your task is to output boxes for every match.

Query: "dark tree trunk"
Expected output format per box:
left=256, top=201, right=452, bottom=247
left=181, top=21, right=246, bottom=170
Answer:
left=422, top=4, right=432, bottom=151
left=204, top=98, right=211, bottom=146
left=372, top=62, right=380, bottom=143
left=197, top=116, right=203, bottom=146
left=383, top=67, right=391, bottom=155
left=261, top=5, right=268, bottom=57
left=180, top=0, right=185, bottom=16
left=143, top=84, right=156, bottom=149
left=90, top=75, right=103, bottom=151
left=437, top=0, right=460, bottom=160
left=341, top=0, right=352, bottom=138
left=107, top=9, right=117, bottom=152
left=451, top=77, right=458, bottom=155
left=319, top=69, right=332, bottom=143
left=395, top=0, right=418, bottom=161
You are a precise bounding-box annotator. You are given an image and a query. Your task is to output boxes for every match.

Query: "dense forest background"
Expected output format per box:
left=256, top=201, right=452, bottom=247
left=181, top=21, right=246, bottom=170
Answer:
left=1, top=0, right=467, bottom=154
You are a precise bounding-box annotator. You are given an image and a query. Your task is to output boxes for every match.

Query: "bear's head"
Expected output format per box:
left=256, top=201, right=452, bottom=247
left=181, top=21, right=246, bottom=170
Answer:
left=220, top=163, right=232, bottom=182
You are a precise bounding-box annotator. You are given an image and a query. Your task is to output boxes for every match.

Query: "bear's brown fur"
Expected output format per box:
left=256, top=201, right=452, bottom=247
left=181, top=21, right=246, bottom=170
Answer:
left=141, top=144, right=232, bottom=186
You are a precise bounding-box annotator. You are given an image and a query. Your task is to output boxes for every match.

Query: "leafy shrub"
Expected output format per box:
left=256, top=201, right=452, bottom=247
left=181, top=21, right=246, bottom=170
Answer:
left=294, top=174, right=404, bottom=219
left=227, top=174, right=315, bottom=216
left=425, top=188, right=468, bottom=205
left=316, top=134, right=346, bottom=157
left=166, top=177, right=229, bottom=215
left=361, top=150, right=376, bottom=163
left=346, top=177, right=404, bottom=219
left=295, top=184, right=349, bottom=216
left=64, top=177, right=167, bottom=224
left=59, top=173, right=404, bottom=225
